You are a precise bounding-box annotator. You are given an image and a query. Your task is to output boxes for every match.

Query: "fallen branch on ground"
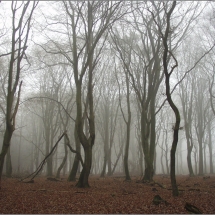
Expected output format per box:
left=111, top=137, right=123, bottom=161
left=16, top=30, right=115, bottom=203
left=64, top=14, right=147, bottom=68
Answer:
left=20, top=131, right=66, bottom=182
left=185, top=202, right=202, bottom=214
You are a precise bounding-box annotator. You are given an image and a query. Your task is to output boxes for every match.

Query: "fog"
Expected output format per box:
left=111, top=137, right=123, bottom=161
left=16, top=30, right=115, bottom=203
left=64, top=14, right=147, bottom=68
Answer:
left=0, top=1, right=215, bottom=184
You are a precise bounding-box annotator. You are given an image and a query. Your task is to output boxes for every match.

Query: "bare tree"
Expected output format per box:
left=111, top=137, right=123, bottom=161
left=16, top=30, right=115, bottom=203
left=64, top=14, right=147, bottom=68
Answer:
left=0, top=1, right=38, bottom=181
left=39, top=1, right=126, bottom=187
left=155, top=1, right=179, bottom=196
left=111, top=2, right=165, bottom=181
left=178, top=73, right=195, bottom=176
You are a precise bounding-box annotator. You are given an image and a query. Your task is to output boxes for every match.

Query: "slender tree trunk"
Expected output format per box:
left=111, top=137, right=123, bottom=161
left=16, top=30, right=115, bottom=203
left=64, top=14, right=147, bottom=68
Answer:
left=46, top=156, right=53, bottom=177
left=107, top=151, right=112, bottom=176
left=187, top=145, right=194, bottom=176
left=139, top=142, right=144, bottom=176
left=56, top=137, right=68, bottom=178
left=6, top=146, right=12, bottom=178
left=111, top=144, right=123, bottom=175
left=208, top=122, right=213, bottom=174
left=203, top=145, right=207, bottom=174
left=101, top=110, right=109, bottom=177
left=161, top=151, right=165, bottom=174
left=123, top=72, right=131, bottom=180
left=124, top=122, right=131, bottom=180
left=159, top=1, right=179, bottom=196
left=198, top=141, right=203, bottom=175
left=194, top=147, right=198, bottom=175
left=100, top=153, right=107, bottom=177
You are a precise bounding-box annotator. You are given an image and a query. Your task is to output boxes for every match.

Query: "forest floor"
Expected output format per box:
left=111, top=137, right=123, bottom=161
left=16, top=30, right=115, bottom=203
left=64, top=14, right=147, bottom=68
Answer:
left=0, top=174, right=215, bottom=214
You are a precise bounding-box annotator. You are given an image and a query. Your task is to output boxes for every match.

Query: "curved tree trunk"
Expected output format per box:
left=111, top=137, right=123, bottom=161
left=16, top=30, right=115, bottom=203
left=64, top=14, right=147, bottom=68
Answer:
left=76, top=145, right=92, bottom=188
left=0, top=1, right=37, bottom=182
left=158, top=1, right=179, bottom=196
left=68, top=130, right=80, bottom=181
left=56, top=137, right=68, bottom=179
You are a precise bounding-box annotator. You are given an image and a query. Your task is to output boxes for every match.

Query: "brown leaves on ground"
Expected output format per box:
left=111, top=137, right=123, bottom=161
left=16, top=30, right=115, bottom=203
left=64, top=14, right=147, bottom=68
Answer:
left=0, top=174, right=215, bottom=214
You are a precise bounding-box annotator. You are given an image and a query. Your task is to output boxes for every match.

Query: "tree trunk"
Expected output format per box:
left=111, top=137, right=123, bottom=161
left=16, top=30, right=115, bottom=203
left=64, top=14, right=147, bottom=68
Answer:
left=68, top=129, right=80, bottom=181
left=100, top=154, right=107, bottom=177
left=139, top=142, right=144, bottom=176
left=187, top=145, right=194, bottom=176
left=143, top=157, right=154, bottom=181
left=124, top=133, right=131, bottom=180
left=198, top=141, right=203, bottom=175
left=111, top=143, right=123, bottom=175
left=56, top=137, right=68, bottom=179
left=143, top=95, right=156, bottom=181
left=141, top=110, right=154, bottom=182
left=160, top=1, right=178, bottom=196
left=170, top=128, right=179, bottom=196
left=124, top=72, right=131, bottom=180
left=76, top=145, right=92, bottom=188
left=194, top=147, right=198, bottom=175
left=161, top=150, right=165, bottom=174
left=6, top=146, right=12, bottom=178
left=101, top=104, right=110, bottom=177
left=208, top=122, right=213, bottom=174
left=0, top=125, right=14, bottom=178
left=46, top=156, right=53, bottom=177
left=107, top=151, right=112, bottom=176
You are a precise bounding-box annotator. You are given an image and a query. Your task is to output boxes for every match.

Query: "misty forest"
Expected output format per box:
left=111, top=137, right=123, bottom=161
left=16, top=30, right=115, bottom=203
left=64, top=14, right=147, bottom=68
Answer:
left=1, top=1, right=215, bottom=214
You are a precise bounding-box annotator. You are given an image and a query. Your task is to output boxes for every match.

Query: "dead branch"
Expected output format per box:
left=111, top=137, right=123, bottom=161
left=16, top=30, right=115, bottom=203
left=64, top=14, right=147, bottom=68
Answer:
left=20, top=131, right=66, bottom=182
left=185, top=202, right=203, bottom=214
left=47, top=177, right=61, bottom=182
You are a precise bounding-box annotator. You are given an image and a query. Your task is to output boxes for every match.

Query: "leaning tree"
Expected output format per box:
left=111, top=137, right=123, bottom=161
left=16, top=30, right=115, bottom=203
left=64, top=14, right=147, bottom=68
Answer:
left=0, top=1, right=38, bottom=182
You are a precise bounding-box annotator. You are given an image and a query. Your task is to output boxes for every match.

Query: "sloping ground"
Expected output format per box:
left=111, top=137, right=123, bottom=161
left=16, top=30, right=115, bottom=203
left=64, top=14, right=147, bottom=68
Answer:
left=0, top=174, right=215, bottom=214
